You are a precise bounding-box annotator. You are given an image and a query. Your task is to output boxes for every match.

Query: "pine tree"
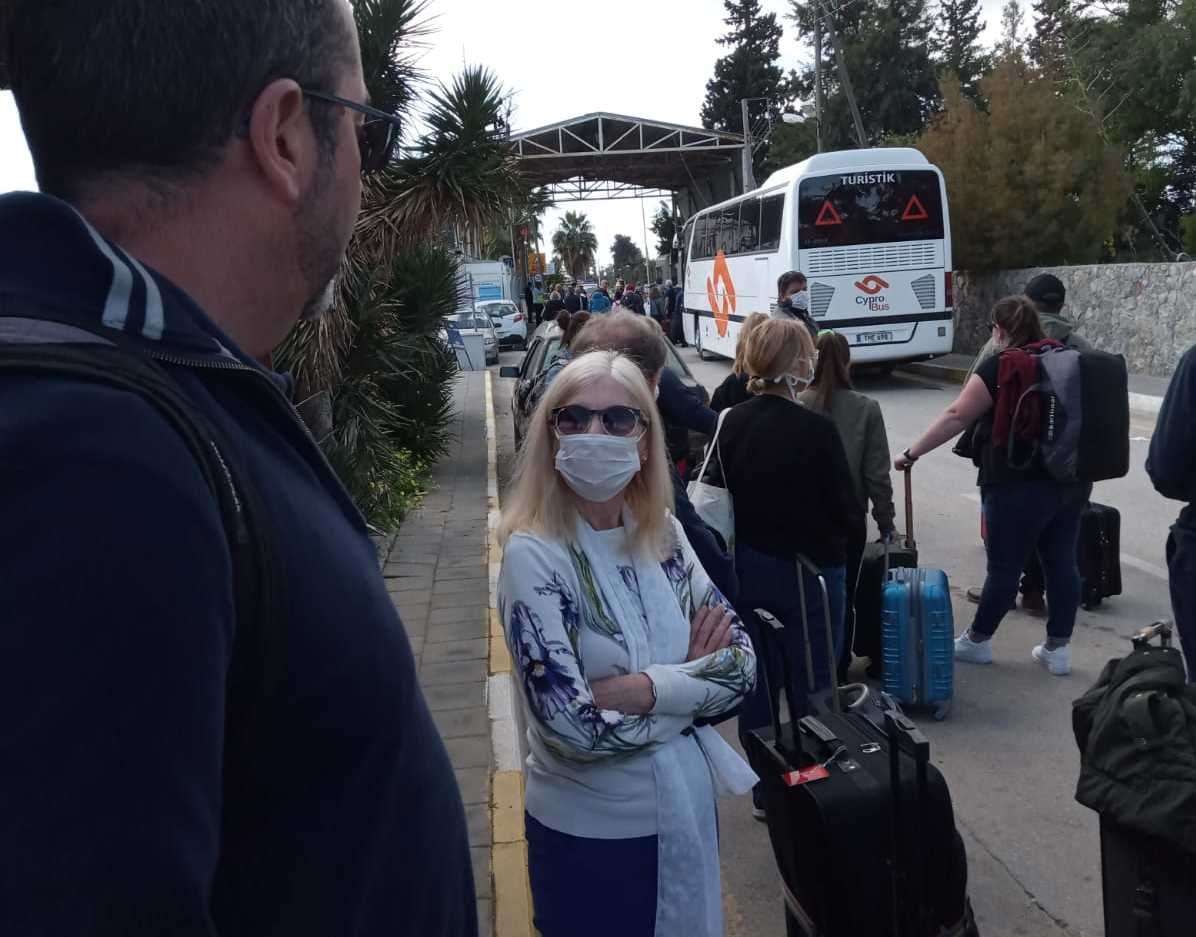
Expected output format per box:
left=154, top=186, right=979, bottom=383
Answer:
left=701, top=0, right=793, bottom=176
left=790, top=0, right=939, bottom=147
left=1028, top=0, right=1086, bottom=75
left=997, top=0, right=1025, bottom=59
left=931, top=0, right=991, bottom=100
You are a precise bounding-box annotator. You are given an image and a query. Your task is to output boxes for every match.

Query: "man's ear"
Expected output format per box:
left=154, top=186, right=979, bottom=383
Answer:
left=245, top=78, right=313, bottom=205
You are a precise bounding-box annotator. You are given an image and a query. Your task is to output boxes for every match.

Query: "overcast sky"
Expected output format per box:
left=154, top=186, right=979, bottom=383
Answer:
left=0, top=0, right=1013, bottom=265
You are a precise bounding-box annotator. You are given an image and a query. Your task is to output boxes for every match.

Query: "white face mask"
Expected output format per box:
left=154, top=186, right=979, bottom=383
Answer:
left=792, top=290, right=810, bottom=312
left=555, top=434, right=642, bottom=503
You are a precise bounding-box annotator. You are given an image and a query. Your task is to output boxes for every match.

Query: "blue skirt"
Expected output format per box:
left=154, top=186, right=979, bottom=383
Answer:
left=525, top=812, right=658, bottom=937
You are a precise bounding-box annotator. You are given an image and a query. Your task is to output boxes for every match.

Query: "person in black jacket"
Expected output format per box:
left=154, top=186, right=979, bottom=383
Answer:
left=543, top=289, right=567, bottom=322
left=572, top=313, right=736, bottom=604
left=1147, top=344, right=1196, bottom=681
left=563, top=286, right=582, bottom=314
left=719, top=319, right=860, bottom=818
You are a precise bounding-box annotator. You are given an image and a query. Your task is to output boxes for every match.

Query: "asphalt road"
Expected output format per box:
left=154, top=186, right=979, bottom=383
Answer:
left=490, top=346, right=1179, bottom=937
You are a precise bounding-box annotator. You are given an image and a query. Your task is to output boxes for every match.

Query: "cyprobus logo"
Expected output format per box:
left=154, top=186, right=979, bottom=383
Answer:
left=854, top=275, right=890, bottom=295
left=705, top=250, right=736, bottom=338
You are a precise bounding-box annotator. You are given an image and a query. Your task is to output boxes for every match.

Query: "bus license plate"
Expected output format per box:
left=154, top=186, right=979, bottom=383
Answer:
left=859, top=330, right=893, bottom=344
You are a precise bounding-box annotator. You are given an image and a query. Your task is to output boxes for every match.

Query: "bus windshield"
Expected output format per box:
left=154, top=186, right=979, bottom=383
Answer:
left=797, top=170, right=944, bottom=249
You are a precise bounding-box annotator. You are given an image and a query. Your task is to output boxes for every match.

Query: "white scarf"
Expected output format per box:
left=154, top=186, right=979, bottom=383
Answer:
left=572, top=515, right=757, bottom=937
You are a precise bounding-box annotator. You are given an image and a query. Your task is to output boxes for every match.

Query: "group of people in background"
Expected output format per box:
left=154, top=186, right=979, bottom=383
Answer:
left=526, top=276, right=688, bottom=342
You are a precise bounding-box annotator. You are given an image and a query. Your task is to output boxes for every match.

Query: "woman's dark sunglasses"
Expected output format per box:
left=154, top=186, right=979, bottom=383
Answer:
left=301, top=89, right=401, bottom=173
left=551, top=405, right=647, bottom=438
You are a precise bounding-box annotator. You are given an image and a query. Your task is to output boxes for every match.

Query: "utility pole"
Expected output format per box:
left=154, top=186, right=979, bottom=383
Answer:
left=813, top=0, right=824, bottom=153
left=740, top=98, right=757, bottom=192
left=823, top=4, right=868, bottom=148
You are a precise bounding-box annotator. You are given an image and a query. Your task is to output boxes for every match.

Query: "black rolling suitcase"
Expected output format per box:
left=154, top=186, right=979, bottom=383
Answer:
left=1079, top=502, right=1122, bottom=609
left=854, top=472, right=919, bottom=676
left=743, top=555, right=977, bottom=937
left=1100, top=817, right=1196, bottom=937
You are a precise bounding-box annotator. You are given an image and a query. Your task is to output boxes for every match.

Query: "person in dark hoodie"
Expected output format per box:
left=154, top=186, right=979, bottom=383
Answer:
left=0, top=2, right=475, bottom=935
left=1147, top=345, right=1196, bottom=681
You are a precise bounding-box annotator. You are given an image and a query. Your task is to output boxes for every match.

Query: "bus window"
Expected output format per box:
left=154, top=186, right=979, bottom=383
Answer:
left=691, top=215, right=708, bottom=259
left=715, top=205, right=739, bottom=256
left=798, top=170, right=945, bottom=249
left=699, top=214, right=716, bottom=259
left=738, top=200, right=760, bottom=253
left=759, top=195, right=784, bottom=251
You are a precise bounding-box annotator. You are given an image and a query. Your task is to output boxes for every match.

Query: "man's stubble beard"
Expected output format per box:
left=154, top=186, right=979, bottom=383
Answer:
left=296, top=145, right=354, bottom=324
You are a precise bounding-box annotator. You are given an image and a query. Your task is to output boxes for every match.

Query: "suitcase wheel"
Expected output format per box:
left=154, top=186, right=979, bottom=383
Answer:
left=933, top=701, right=951, bottom=722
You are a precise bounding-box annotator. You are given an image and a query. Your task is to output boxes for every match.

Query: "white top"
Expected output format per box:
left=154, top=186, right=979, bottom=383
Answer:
left=497, top=514, right=758, bottom=934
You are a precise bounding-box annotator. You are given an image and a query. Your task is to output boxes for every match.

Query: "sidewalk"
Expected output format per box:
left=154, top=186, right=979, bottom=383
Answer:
left=380, top=370, right=532, bottom=937
left=900, top=351, right=1171, bottom=414
left=380, top=372, right=495, bottom=937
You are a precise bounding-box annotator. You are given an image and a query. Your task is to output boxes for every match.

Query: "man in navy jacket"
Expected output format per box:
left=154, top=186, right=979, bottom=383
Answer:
left=0, top=2, right=475, bottom=934
left=1148, top=345, right=1196, bottom=680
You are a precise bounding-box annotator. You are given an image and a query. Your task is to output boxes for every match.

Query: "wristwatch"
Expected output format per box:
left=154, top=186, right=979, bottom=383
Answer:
left=903, top=448, right=919, bottom=463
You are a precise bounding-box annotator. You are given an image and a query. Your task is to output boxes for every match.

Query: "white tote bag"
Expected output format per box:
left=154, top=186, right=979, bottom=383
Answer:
left=686, top=408, right=735, bottom=551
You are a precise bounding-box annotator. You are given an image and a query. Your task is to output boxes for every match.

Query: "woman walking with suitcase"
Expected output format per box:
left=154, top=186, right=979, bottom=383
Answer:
left=497, top=350, right=758, bottom=937
left=895, top=296, right=1092, bottom=676
left=799, top=330, right=898, bottom=681
left=716, top=318, right=861, bottom=817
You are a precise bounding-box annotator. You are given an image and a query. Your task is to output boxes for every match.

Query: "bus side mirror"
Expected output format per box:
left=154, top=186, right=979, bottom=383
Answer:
left=499, top=367, right=520, bottom=379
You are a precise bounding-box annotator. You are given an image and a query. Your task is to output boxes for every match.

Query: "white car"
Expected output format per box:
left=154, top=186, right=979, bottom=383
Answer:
left=477, top=300, right=527, bottom=350
left=445, top=310, right=500, bottom=366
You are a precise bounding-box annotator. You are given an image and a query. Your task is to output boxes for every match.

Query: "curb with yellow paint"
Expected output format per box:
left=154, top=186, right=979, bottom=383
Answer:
left=483, top=371, right=535, bottom=937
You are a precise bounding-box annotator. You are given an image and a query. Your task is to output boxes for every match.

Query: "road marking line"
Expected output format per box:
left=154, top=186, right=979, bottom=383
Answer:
left=960, top=492, right=981, bottom=505
left=1120, top=553, right=1169, bottom=581
left=483, top=370, right=533, bottom=937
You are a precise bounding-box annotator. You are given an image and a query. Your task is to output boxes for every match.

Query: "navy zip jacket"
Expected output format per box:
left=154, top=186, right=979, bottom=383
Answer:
left=0, top=193, right=476, bottom=936
left=1148, top=344, right=1196, bottom=529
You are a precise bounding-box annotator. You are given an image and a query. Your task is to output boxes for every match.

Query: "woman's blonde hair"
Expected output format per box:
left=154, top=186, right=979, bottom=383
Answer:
left=733, top=312, right=769, bottom=375
left=745, top=318, right=815, bottom=395
left=498, top=350, right=675, bottom=559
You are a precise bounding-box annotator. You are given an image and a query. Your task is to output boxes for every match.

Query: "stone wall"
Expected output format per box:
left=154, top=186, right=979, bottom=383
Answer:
left=953, top=262, right=1196, bottom=377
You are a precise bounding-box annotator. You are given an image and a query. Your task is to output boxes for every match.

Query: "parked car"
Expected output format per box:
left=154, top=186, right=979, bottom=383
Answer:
left=445, top=310, right=500, bottom=366
left=499, top=320, right=711, bottom=463
left=478, top=300, right=527, bottom=350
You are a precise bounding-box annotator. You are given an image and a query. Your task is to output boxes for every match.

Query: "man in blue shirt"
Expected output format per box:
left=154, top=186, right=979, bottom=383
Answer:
left=0, top=2, right=476, bottom=934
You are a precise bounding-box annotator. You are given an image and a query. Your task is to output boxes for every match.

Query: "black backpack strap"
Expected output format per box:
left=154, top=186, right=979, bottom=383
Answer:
left=0, top=342, right=276, bottom=733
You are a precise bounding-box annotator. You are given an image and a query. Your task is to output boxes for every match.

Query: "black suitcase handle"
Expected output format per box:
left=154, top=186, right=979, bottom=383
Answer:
left=885, top=710, right=932, bottom=937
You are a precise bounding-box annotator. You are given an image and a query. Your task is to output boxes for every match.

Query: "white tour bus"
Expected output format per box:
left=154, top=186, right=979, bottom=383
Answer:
left=681, top=147, right=954, bottom=364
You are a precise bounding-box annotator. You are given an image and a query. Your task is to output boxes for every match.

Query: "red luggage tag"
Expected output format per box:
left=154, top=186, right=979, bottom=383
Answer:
left=782, top=765, right=830, bottom=786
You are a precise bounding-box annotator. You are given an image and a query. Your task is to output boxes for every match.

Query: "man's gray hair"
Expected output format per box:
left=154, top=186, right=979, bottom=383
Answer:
left=572, top=311, right=668, bottom=380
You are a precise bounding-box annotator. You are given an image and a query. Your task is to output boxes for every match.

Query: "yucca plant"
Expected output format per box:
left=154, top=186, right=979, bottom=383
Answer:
left=357, top=65, right=521, bottom=257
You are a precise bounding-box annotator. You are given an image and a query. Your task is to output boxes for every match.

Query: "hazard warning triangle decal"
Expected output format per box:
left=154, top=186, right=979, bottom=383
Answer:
left=901, top=194, right=929, bottom=222
left=815, top=199, right=842, bottom=226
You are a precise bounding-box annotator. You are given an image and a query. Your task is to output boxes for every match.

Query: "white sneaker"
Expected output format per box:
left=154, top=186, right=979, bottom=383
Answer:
left=954, top=633, right=993, bottom=665
left=1032, top=643, right=1071, bottom=676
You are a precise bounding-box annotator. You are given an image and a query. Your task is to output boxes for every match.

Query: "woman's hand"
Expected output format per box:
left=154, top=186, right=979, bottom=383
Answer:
left=591, top=674, right=656, bottom=715
left=688, top=605, right=735, bottom=661
left=894, top=451, right=915, bottom=472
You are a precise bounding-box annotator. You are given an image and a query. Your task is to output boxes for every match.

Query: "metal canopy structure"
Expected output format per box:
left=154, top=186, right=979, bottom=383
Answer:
left=510, top=112, right=746, bottom=204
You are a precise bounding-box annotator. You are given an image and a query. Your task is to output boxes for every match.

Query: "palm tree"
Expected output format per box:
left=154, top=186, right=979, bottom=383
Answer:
left=279, top=4, right=524, bottom=527
left=358, top=65, right=520, bottom=260
left=552, top=211, right=599, bottom=279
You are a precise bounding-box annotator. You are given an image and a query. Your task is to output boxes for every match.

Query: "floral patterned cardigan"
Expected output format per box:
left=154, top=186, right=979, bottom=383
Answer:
left=497, top=514, right=757, bottom=843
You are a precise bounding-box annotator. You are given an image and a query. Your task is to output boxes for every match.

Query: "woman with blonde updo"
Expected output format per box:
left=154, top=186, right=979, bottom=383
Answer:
left=714, top=318, right=862, bottom=819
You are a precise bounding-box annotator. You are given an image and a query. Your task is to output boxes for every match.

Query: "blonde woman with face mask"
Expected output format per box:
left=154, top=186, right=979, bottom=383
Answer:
left=713, top=318, right=863, bottom=819
left=497, top=350, right=758, bottom=937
